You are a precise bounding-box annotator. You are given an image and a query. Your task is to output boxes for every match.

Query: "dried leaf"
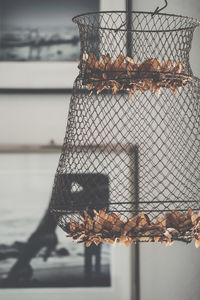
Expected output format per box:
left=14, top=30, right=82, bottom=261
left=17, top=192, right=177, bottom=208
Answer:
left=125, top=239, right=131, bottom=247
left=187, top=208, right=194, bottom=218
left=140, top=236, right=150, bottom=242
left=123, top=215, right=138, bottom=233
left=70, top=222, right=76, bottom=232
left=106, top=238, right=115, bottom=244
left=191, top=213, right=199, bottom=225
left=112, top=54, right=125, bottom=70
left=137, top=213, right=150, bottom=229
left=82, top=51, right=89, bottom=61
left=86, top=241, right=92, bottom=247
left=167, top=228, right=179, bottom=236
left=138, top=58, right=160, bottom=73
left=160, top=60, right=172, bottom=72
left=179, top=218, right=192, bottom=230
left=164, top=230, right=172, bottom=239
left=65, top=208, right=200, bottom=248
left=88, top=83, right=94, bottom=91
left=156, top=216, right=167, bottom=228
left=195, top=239, right=200, bottom=248
left=128, top=90, right=133, bottom=99
left=87, top=53, right=97, bottom=68
left=165, top=211, right=179, bottom=227
left=173, top=210, right=186, bottom=223
left=166, top=238, right=173, bottom=246
left=95, top=61, right=104, bottom=70
left=171, top=61, right=182, bottom=73
left=112, top=219, right=124, bottom=233
left=112, top=82, right=120, bottom=95
left=125, top=56, right=138, bottom=65
left=81, top=52, right=189, bottom=96
left=118, top=235, right=127, bottom=244
left=154, top=236, right=161, bottom=243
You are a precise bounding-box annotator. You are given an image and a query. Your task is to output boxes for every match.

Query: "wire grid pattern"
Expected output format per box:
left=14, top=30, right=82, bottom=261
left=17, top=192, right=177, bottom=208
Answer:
left=51, top=77, right=200, bottom=227
left=73, top=11, right=200, bottom=78
left=50, top=12, right=200, bottom=241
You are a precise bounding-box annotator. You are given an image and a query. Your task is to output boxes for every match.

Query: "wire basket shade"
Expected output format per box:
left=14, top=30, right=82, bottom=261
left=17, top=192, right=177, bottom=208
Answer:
left=50, top=11, right=200, bottom=247
left=74, top=11, right=200, bottom=78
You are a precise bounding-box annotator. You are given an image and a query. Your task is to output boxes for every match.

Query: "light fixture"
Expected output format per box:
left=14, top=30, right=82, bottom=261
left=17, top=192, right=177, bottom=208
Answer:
left=50, top=7, right=200, bottom=247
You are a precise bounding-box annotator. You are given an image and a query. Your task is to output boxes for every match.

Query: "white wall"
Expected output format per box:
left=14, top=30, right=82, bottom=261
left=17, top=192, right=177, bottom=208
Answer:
left=140, top=242, right=200, bottom=300
left=0, top=93, right=69, bottom=145
left=132, top=0, right=200, bottom=77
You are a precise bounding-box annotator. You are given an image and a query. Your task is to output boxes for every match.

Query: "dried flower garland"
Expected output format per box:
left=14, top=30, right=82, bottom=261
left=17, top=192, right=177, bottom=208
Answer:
left=79, top=53, right=192, bottom=97
left=65, top=208, right=200, bottom=248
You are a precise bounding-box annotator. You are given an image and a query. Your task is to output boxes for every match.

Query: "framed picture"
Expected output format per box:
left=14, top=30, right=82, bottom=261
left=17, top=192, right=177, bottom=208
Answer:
left=0, top=0, right=125, bottom=89
left=0, top=142, right=134, bottom=299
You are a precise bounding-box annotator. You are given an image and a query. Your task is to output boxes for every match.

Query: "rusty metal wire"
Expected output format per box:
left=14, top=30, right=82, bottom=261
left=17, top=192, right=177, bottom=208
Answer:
left=50, top=12, right=200, bottom=244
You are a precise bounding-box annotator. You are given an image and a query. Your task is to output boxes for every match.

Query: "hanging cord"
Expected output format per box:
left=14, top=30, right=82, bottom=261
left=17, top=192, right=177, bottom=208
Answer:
left=114, top=0, right=168, bottom=32
left=151, top=0, right=168, bottom=16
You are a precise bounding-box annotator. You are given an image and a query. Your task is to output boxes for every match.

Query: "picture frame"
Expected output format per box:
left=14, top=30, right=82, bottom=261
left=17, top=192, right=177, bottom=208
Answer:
left=0, top=142, right=135, bottom=300
left=0, top=0, right=125, bottom=90
left=0, top=246, right=133, bottom=300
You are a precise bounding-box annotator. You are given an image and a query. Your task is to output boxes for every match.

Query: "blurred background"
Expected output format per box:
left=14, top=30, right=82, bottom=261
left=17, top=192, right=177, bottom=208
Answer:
left=0, top=0, right=200, bottom=300
left=0, top=0, right=111, bottom=292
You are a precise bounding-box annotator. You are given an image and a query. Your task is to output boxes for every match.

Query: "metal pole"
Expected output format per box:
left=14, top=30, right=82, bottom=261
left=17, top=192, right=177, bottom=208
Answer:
left=127, top=0, right=140, bottom=296
left=129, top=145, right=140, bottom=300
left=126, top=0, right=132, bottom=57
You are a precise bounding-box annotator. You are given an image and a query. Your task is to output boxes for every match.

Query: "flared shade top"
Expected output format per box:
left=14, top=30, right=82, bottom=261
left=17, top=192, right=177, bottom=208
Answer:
left=72, top=11, right=200, bottom=33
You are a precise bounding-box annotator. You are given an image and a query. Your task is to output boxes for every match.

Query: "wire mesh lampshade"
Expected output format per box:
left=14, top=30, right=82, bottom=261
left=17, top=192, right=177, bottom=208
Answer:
left=50, top=11, right=200, bottom=247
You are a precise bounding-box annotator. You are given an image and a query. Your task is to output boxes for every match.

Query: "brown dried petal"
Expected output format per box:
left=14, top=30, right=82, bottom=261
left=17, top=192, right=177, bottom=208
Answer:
left=140, top=236, right=150, bottom=242
left=95, top=61, right=104, bottom=70
left=88, top=53, right=97, bottom=68
left=123, top=215, right=138, bottom=233
left=156, top=216, right=167, bottom=228
left=187, top=208, right=194, bottom=217
left=167, top=228, right=179, bottom=236
left=154, top=236, right=161, bottom=243
left=70, top=222, right=76, bottom=232
left=112, top=54, right=125, bottom=70
left=191, top=213, right=200, bottom=225
left=138, top=58, right=160, bottom=73
left=165, top=211, right=179, bottom=227
left=166, top=238, right=173, bottom=246
left=86, top=241, right=92, bottom=247
left=137, top=213, right=150, bottom=228
left=173, top=210, right=187, bottom=223
left=195, top=239, right=200, bottom=248
left=160, top=60, right=172, bottom=72
left=125, top=56, right=139, bottom=66
left=170, top=61, right=182, bottom=73
left=94, top=222, right=103, bottom=233
left=125, top=239, right=131, bottom=247
left=88, top=83, right=94, bottom=91
left=66, top=207, right=200, bottom=247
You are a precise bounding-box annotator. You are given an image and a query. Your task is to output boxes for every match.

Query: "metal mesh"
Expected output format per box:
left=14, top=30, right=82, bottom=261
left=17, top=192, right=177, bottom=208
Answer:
left=50, top=12, right=200, bottom=245
left=73, top=11, right=200, bottom=77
